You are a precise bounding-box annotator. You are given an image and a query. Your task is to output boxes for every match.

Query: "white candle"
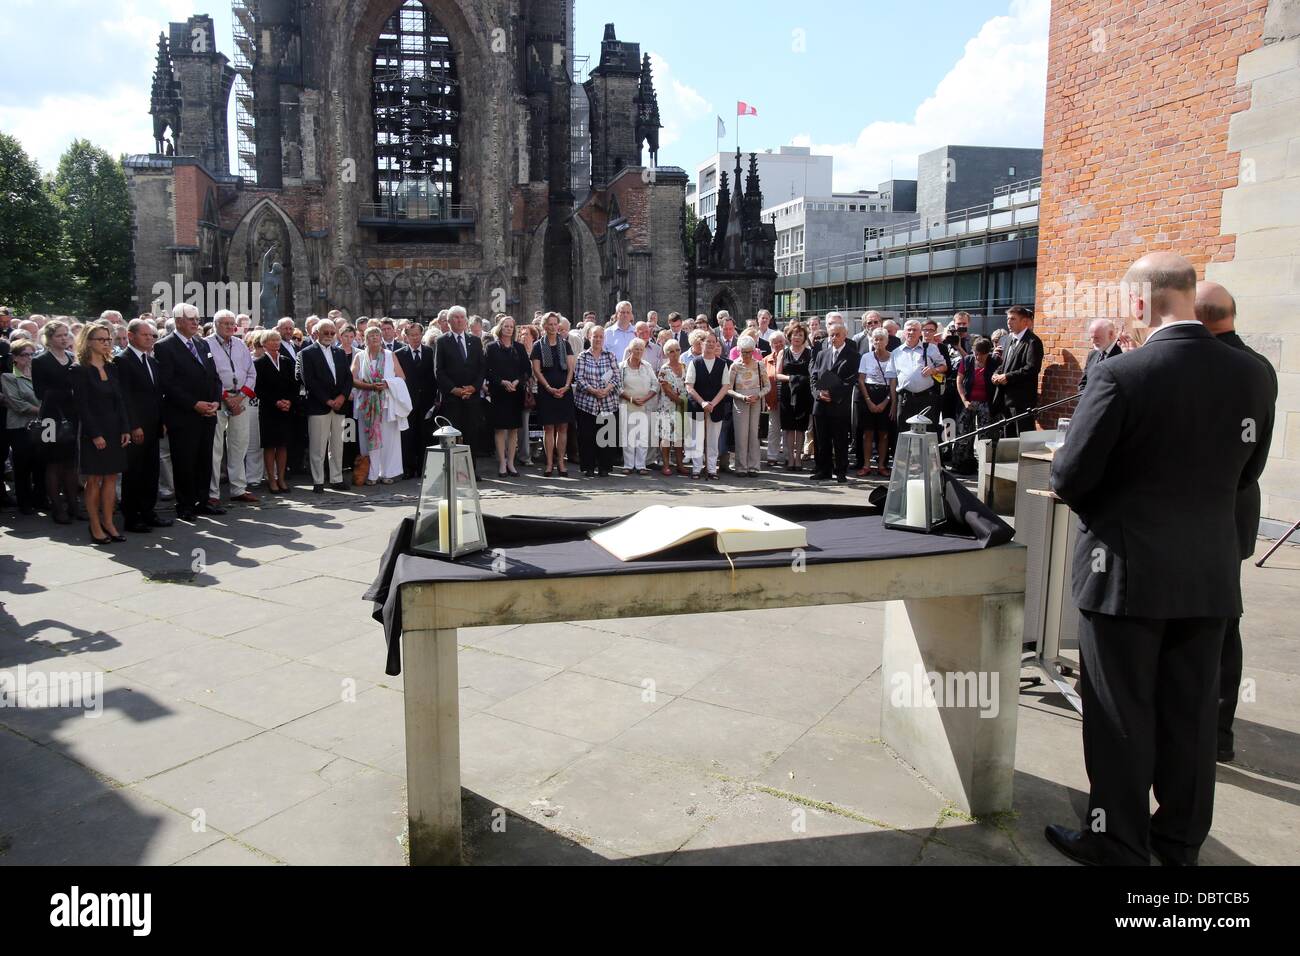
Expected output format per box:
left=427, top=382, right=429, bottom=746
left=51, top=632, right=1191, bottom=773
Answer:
left=437, top=501, right=477, bottom=552
left=905, top=478, right=928, bottom=528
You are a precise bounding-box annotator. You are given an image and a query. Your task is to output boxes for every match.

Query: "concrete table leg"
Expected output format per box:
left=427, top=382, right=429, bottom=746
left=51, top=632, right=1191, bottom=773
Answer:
left=402, top=626, right=462, bottom=865
left=881, top=592, right=1024, bottom=816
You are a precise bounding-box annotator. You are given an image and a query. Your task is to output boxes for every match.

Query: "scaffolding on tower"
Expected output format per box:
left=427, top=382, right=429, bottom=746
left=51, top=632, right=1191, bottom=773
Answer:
left=232, top=0, right=257, bottom=182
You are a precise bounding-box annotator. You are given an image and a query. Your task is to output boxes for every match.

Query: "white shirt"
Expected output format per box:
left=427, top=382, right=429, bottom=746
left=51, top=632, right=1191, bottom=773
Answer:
left=129, top=345, right=155, bottom=383
left=892, top=342, right=942, bottom=393
left=605, top=325, right=638, bottom=364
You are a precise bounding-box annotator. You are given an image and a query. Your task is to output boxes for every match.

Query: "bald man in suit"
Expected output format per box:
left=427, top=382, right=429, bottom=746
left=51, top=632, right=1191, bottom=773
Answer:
left=1047, top=254, right=1274, bottom=866
left=1194, top=281, right=1279, bottom=765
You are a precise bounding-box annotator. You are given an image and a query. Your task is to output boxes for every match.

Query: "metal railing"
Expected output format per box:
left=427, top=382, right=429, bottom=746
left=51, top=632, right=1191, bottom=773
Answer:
left=359, top=199, right=476, bottom=223
left=807, top=176, right=1042, bottom=271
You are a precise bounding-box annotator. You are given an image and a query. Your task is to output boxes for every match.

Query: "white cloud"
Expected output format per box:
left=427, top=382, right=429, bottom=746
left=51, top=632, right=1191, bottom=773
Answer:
left=0, top=87, right=150, bottom=173
left=1, top=1, right=219, bottom=173
left=646, top=52, right=713, bottom=152
left=792, top=0, right=1050, bottom=192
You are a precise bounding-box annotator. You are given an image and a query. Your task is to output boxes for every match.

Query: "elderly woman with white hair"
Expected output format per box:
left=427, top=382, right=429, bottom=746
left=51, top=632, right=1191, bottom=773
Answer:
left=727, top=336, right=769, bottom=476
left=618, top=337, right=658, bottom=474
left=351, top=325, right=409, bottom=484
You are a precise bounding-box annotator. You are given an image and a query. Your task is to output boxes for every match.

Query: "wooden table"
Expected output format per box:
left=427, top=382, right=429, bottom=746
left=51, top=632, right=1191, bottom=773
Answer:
left=398, top=544, right=1027, bottom=865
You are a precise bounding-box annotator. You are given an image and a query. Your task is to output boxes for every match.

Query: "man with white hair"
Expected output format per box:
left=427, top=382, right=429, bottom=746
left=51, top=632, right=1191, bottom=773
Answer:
left=206, top=309, right=259, bottom=504
left=434, top=305, right=486, bottom=448
left=807, top=313, right=859, bottom=482
left=1077, top=318, right=1121, bottom=391
left=276, top=317, right=299, bottom=359
left=298, top=317, right=353, bottom=492
left=891, top=319, right=945, bottom=431
left=154, top=304, right=224, bottom=521
left=605, top=301, right=637, bottom=365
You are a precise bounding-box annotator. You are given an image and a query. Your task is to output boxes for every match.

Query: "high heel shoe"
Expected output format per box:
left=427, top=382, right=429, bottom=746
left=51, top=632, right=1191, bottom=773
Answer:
left=506, top=465, right=520, bottom=477
left=89, top=530, right=111, bottom=545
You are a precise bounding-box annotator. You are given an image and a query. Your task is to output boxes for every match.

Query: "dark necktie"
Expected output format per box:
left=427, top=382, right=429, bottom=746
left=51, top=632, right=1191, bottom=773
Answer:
left=458, top=336, right=467, bottom=360
left=186, top=338, right=201, bottom=364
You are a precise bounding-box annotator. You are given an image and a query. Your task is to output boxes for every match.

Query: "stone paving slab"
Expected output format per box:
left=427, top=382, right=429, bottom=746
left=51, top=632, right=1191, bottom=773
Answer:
left=2, top=478, right=1298, bottom=866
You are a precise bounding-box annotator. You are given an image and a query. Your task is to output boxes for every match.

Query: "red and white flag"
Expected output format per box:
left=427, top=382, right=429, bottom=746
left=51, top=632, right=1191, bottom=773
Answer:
left=737, top=101, right=758, bottom=117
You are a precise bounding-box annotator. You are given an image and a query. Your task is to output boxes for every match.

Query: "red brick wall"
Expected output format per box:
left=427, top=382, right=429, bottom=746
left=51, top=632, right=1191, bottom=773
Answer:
left=1035, top=0, right=1270, bottom=411
left=173, top=164, right=217, bottom=247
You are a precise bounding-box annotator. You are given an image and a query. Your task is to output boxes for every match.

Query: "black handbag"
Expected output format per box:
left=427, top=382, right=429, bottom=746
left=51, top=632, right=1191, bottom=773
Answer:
left=27, top=400, right=76, bottom=448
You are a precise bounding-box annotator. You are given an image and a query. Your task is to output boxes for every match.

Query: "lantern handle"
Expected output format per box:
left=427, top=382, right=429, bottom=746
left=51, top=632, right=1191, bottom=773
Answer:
left=433, top=415, right=453, bottom=430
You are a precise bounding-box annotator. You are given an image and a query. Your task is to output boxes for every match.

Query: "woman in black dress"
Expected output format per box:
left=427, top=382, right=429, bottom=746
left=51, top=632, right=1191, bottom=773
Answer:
left=485, top=316, right=532, bottom=477
left=32, top=319, right=83, bottom=524
left=253, top=329, right=298, bottom=493
left=74, top=321, right=130, bottom=543
left=776, top=321, right=814, bottom=472
left=529, top=311, right=576, bottom=475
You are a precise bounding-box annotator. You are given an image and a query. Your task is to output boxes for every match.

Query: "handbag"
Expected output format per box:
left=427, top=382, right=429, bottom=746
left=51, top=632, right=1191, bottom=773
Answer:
left=27, top=410, right=76, bottom=451
left=352, top=454, right=371, bottom=486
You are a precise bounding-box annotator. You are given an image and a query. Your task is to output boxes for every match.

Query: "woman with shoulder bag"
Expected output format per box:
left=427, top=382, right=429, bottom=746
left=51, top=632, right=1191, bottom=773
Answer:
left=31, top=319, right=81, bottom=524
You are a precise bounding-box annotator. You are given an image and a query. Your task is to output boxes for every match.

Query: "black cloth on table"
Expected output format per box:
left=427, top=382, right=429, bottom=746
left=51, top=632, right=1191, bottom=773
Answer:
left=366, top=481, right=1013, bottom=676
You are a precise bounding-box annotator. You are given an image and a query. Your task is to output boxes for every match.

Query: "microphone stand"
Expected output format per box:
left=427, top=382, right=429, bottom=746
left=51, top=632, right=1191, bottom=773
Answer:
left=934, top=393, right=1081, bottom=512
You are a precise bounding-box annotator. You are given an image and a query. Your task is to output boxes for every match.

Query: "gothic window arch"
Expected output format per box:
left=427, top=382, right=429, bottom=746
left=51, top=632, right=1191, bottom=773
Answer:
left=372, top=0, right=460, bottom=220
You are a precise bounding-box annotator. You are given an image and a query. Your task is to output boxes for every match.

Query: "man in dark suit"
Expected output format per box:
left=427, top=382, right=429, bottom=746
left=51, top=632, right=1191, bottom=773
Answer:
left=1195, top=280, right=1279, bottom=765
left=808, top=314, right=859, bottom=483
left=119, top=318, right=172, bottom=532
left=155, top=304, right=224, bottom=522
left=434, top=305, right=486, bottom=450
left=667, top=312, right=691, bottom=352
left=1047, top=253, right=1275, bottom=867
left=991, top=304, right=1043, bottom=436
left=298, top=319, right=353, bottom=492
left=1077, top=318, right=1124, bottom=391
left=395, top=322, right=436, bottom=479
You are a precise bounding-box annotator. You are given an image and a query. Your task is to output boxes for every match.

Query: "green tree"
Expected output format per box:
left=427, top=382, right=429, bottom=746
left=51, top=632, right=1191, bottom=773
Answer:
left=52, top=139, right=133, bottom=314
left=684, top=203, right=699, bottom=263
left=0, top=131, right=65, bottom=312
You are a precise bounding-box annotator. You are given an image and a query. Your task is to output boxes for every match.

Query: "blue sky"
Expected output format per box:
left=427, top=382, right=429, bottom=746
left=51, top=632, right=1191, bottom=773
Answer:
left=1, top=0, right=1048, bottom=191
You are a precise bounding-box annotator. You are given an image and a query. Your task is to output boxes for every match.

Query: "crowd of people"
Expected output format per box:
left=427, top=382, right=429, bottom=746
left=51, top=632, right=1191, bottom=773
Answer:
left=0, top=298, right=1050, bottom=540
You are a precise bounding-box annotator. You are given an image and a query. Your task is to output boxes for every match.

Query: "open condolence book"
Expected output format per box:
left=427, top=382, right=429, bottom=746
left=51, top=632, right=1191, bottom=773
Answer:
left=588, top=504, right=808, bottom=561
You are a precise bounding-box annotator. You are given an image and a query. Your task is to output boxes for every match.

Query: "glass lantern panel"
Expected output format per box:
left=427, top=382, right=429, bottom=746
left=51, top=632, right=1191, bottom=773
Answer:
left=447, top=446, right=486, bottom=555
left=927, top=438, right=945, bottom=527
left=884, top=432, right=929, bottom=528
left=412, top=448, right=449, bottom=554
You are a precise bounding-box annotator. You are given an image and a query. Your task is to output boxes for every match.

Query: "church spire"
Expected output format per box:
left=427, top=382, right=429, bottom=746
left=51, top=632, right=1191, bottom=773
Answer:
left=636, top=53, right=662, bottom=168
left=149, top=32, right=182, bottom=155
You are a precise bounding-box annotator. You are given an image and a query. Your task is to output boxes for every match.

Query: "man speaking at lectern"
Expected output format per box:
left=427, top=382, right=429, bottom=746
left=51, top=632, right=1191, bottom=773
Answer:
left=1046, top=252, right=1274, bottom=866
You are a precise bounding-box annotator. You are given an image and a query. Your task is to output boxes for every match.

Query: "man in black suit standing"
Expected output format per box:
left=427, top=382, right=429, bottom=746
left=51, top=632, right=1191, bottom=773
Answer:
left=1047, top=253, right=1275, bottom=867
left=155, top=304, right=224, bottom=522
left=991, top=304, right=1043, bottom=436
left=434, top=305, right=485, bottom=450
left=395, top=321, right=436, bottom=478
left=808, top=313, right=859, bottom=484
left=667, top=312, right=691, bottom=352
left=1077, top=318, right=1124, bottom=391
left=119, top=318, right=172, bottom=532
left=298, top=319, right=353, bottom=493
left=1195, top=280, right=1279, bottom=765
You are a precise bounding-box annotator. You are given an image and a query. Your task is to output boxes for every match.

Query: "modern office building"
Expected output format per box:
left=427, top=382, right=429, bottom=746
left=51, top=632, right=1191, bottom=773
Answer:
left=763, top=184, right=918, bottom=278
left=916, top=144, right=1043, bottom=227
left=773, top=176, right=1041, bottom=336
left=693, top=145, right=831, bottom=231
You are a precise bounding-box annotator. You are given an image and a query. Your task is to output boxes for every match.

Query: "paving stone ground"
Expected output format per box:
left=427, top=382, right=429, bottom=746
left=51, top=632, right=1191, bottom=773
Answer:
left=2, top=467, right=1297, bottom=865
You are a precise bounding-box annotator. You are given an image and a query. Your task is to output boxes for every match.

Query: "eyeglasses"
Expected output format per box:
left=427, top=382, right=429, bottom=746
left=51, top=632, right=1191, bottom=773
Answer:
left=13, top=351, right=33, bottom=358
left=89, top=336, right=111, bottom=343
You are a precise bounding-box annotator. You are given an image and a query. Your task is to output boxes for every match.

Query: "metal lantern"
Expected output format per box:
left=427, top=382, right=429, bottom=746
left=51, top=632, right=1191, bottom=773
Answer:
left=883, top=409, right=947, bottom=533
left=411, top=419, right=487, bottom=559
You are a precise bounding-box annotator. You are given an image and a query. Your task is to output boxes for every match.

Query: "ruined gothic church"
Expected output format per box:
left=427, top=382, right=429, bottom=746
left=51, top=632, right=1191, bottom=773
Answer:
left=126, top=1, right=774, bottom=325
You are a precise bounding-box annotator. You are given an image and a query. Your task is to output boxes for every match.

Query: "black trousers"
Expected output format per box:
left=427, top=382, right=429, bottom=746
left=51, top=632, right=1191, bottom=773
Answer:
left=812, top=411, right=849, bottom=478
left=0, top=425, right=9, bottom=502
left=5, top=428, right=39, bottom=509
left=400, top=409, right=429, bottom=478
left=1078, top=610, right=1226, bottom=865
left=442, top=395, right=482, bottom=454
left=576, top=409, right=617, bottom=474
left=168, top=417, right=216, bottom=512
left=1218, top=616, right=1243, bottom=753
left=122, top=432, right=161, bottom=521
